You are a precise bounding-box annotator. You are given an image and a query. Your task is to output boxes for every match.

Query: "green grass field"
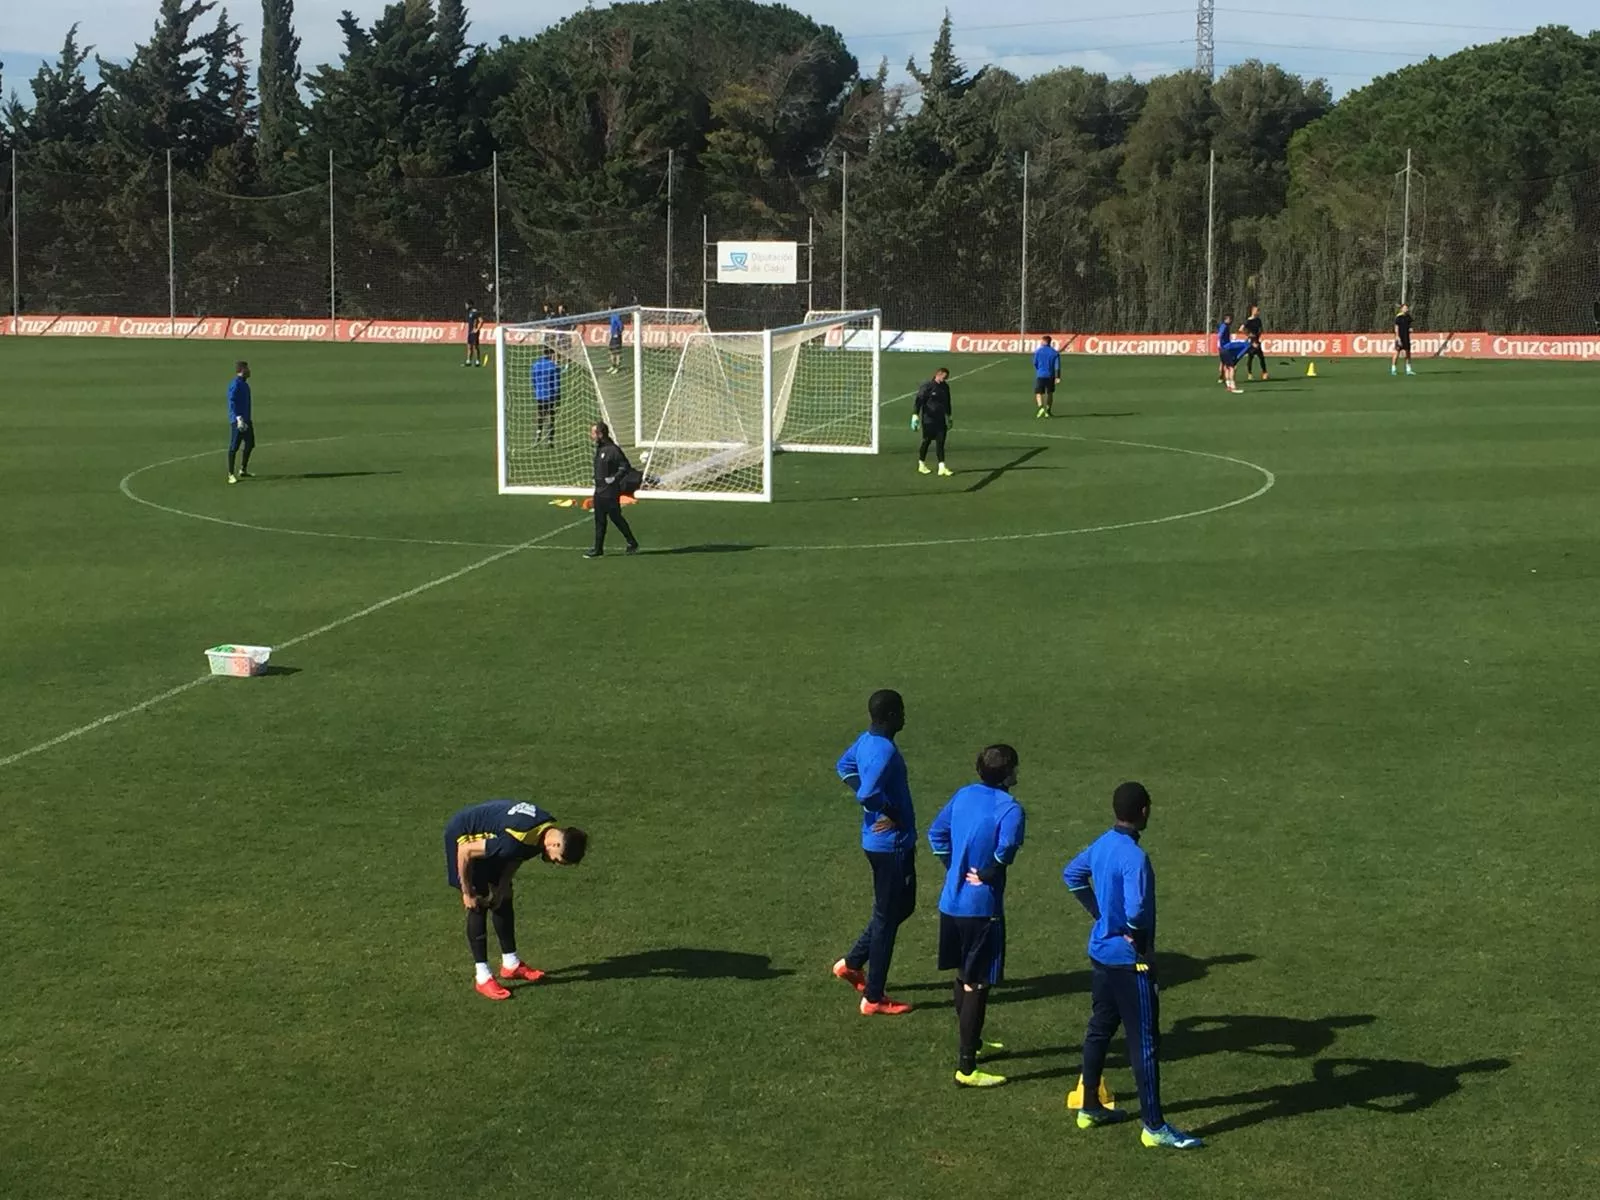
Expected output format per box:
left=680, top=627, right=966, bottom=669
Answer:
left=3, top=338, right=1598, bottom=1199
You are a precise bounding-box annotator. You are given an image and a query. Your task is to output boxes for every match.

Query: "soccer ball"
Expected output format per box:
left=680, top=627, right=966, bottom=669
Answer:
left=640, top=450, right=651, bottom=464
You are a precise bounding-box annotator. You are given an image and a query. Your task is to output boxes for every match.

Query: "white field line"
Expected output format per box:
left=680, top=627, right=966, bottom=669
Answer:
left=0, top=520, right=586, bottom=770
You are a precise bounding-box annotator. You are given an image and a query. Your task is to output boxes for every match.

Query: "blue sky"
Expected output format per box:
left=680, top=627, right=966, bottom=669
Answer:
left=3, top=0, right=1594, bottom=102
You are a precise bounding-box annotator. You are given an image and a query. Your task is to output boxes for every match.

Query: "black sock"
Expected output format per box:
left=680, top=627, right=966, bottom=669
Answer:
left=465, top=908, right=488, bottom=964
left=490, top=897, right=516, bottom=957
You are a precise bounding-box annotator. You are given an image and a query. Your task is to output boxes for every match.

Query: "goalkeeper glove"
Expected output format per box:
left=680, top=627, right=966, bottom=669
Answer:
left=910, top=415, right=920, bottom=431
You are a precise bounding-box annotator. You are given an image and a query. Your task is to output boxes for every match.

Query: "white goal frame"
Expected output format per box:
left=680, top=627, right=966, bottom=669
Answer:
left=495, top=305, right=880, bottom=502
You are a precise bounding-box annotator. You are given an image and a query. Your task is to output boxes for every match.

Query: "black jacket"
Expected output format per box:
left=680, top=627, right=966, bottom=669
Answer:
left=913, top=378, right=952, bottom=424
left=593, top=439, right=633, bottom=497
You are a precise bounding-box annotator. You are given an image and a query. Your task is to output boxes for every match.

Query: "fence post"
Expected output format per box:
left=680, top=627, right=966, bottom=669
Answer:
left=665, top=149, right=674, bottom=311
left=10, top=149, right=18, bottom=326
left=166, top=149, right=176, bottom=332
left=1204, top=147, right=1216, bottom=335
left=839, top=151, right=848, bottom=311
left=1020, top=149, right=1029, bottom=336
left=492, top=151, right=502, bottom=326
left=327, top=150, right=336, bottom=331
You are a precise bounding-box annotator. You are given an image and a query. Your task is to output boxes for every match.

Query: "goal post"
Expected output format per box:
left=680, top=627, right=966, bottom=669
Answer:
left=780, top=309, right=881, bottom=455
left=496, top=305, right=880, bottom=502
left=495, top=304, right=706, bottom=496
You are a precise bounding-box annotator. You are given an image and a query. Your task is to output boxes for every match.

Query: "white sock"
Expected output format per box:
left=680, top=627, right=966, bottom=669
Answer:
left=474, top=962, right=493, bottom=984
left=501, top=952, right=521, bottom=970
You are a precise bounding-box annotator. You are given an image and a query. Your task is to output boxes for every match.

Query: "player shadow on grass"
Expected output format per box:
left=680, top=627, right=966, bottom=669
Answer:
left=1164, top=1055, right=1510, bottom=1135
left=542, top=948, right=795, bottom=984
left=899, top=950, right=1256, bottom=1010
left=997, top=1012, right=1376, bottom=1085
left=641, top=544, right=764, bottom=555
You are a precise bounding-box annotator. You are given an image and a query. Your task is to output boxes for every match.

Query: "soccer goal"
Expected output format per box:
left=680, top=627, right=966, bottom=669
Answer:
left=496, top=305, right=708, bottom=497
left=496, top=306, right=881, bottom=501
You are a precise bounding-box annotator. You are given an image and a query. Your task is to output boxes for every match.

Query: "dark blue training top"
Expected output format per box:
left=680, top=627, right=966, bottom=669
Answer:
left=928, top=783, right=1025, bottom=918
left=227, top=376, right=252, bottom=422
left=837, top=730, right=916, bottom=854
left=1033, top=344, right=1061, bottom=379
left=1063, top=825, right=1156, bottom=967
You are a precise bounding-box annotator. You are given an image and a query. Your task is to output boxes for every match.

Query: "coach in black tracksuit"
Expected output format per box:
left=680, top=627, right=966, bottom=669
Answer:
left=585, top=421, right=639, bottom=558
left=913, top=367, right=954, bottom=477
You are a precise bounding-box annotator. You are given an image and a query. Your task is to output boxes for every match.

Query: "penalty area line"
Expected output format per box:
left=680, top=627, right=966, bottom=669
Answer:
left=0, top=519, right=587, bottom=771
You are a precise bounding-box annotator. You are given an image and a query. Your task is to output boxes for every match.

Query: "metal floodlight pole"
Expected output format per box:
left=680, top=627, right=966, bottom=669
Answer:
left=702, top=213, right=709, bottom=316
left=665, top=149, right=674, bottom=311
left=1020, top=149, right=1029, bottom=337
left=166, top=149, right=176, bottom=332
left=1400, top=147, right=1412, bottom=308
left=492, top=152, right=502, bottom=326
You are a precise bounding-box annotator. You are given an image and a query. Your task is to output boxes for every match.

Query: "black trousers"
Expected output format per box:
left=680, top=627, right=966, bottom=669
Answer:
left=1081, top=962, right=1164, bottom=1127
left=918, top=422, right=948, bottom=462
left=844, top=847, right=916, bottom=1002
left=1244, top=343, right=1267, bottom=373
left=228, top=423, right=255, bottom=472
left=592, top=492, right=637, bottom=551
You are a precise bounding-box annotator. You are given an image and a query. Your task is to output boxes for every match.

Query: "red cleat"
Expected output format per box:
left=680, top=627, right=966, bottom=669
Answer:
left=499, top=963, right=546, bottom=983
left=475, top=977, right=512, bottom=1001
left=832, top=959, right=867, bottom=993
left=860, top=996, right=913, bottom=1016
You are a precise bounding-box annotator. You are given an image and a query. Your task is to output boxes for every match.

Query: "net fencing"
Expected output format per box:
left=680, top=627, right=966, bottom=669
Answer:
left=7, top=152, right=1598, bottom=335
left=777, top=310, right=880, bottom=454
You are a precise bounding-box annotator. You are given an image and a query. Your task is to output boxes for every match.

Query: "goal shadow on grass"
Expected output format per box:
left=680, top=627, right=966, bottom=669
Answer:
left=542, top=947, right=795, bottom=984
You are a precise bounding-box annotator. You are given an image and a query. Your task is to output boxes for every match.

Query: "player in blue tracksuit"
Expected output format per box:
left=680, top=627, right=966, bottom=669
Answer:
left=531, top=347, right=562, bottom=446
left=928, top=744, right=1025, bottom=1087
left=1032, top=335, right=1062, bottom=417
left=1063, top=781, right=1203, bottom=1148
left=1216, top=316, right=1250, bottom=393
left=226, top=361, right=253, bottom=484
left=833, top=689, right=918, bottom=1014
left=608, top=311, right=625, bottom=374
left=442, top=799, right=588, bottom=1000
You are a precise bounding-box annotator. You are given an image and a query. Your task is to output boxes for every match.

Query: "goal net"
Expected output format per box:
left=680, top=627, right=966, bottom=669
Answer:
left=496, top=305, right=707, bottom=496
left=497, top=307, right=880, bottom=501
left=780, top=310, right=881, bottom=454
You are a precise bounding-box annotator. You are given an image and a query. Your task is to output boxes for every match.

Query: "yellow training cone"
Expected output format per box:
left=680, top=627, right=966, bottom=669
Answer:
left=1065, top=1075, right=1117, bottom=1110
left=1306, top=361, right=1318, bottom=378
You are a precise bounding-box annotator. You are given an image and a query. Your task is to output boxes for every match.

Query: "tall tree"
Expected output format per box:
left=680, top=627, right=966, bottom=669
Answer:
left=7, top=26, right=105, bottom=158
left=257, top=0, right=305, bottom=178
left=97, top=0, right=217, bottom=165
left=192, top=8, right=255, bottom=180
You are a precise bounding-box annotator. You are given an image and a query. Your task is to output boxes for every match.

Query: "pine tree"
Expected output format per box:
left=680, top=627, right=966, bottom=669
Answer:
left=9, top=25, right=105, bottom=154
left=97, top=0, right=216, bottom=165
left=257, top=0, right=305, bottom=177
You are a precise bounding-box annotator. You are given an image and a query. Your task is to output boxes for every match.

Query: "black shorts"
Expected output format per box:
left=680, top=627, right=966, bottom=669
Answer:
left=537, top=397, right=559, bottom=411
left=919, top=417, right=947, bottom=435
left=467, top=332, right=480, bottom=347
left=1395, top=338, right=1411, bottom=353
left=938, top=913, right=1005, bottom=984
left=609, top=337, right=623, bottom=352
left=1035, top=376, right=1056, bottom=395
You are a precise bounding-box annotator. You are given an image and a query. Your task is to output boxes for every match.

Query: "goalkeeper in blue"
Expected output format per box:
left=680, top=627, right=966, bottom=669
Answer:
left=928, top=744, right=1026, bottom=1088
left=1032, top=335, right=1062, bottom=417
left=226, top=361, right=253, bottom=484
left=1063, top=781, right=1203, bottom=1149
left=531, top=347, right=562, bottom=446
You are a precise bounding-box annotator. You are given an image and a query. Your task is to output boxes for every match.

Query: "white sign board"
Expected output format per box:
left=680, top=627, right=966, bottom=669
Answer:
left=716, top=241, right=799, bottom=285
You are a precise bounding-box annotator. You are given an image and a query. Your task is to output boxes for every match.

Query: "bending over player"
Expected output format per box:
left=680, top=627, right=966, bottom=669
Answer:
left=443, top=799, right=588, bottom=1000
